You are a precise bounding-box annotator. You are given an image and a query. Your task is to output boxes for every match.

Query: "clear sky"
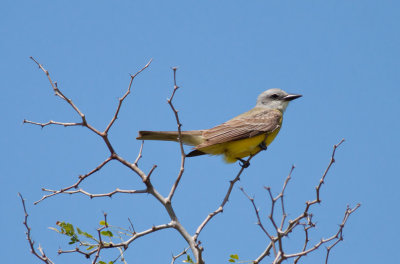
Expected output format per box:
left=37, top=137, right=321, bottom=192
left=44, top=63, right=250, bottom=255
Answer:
left=2, top=1, right=399, bottom=263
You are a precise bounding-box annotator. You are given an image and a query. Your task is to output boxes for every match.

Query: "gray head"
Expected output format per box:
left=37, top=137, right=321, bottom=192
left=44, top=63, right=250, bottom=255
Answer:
left=256, top=88, right=302, bottom=112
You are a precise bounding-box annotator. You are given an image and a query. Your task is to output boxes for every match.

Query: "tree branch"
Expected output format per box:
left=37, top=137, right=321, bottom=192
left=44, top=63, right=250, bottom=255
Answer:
left=104, top=59, right=153, bottom=134
left=34, top=157, right=113, bottom=204
left=19, top=193, right=54, bottom=264
left=166, top=67, right=186, bottom=202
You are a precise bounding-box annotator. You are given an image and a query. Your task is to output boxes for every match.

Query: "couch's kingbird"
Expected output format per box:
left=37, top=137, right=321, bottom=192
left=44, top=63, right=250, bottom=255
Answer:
left=137, top=88, right=301, bottom=164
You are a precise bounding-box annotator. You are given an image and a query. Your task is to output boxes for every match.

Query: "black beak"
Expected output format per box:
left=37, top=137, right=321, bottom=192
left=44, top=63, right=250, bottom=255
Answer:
left=283, top=94, right=302, bottom=101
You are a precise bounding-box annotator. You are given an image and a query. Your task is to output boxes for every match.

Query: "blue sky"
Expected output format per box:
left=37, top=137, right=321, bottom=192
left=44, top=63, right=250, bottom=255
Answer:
left=1, top=1, right=399, bottom=263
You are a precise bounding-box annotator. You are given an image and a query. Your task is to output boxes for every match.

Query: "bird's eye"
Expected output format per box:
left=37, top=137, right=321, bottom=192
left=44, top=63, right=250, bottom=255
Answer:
left=270, top=94, right=279, bottom=99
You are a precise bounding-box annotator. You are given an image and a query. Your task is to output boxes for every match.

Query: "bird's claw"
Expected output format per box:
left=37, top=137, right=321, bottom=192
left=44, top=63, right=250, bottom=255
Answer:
left=259, top=141, right=268, bottom=151
left=238, top=158, right=250, bottom=168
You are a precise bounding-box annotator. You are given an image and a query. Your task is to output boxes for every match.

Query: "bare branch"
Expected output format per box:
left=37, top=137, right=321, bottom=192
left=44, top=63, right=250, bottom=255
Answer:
left=104, top=59, right=153, bottom=134
left=29, top=57, right=87, bottom=122
left=166, top=67, right=186, bottom=202
left=134, top=141, right=144, bottom=166
left=253, top=242, right=274, bottom=264
left=251, top=139, right=359, bottom=264
left=283, top=204, right=360, bottom=260
left=28, top=57, right=103, bottom=137
left=34, top=157, right=113, bottom=204
left=241, top=187, right=277, bottom=256
left=57, top=247, right=92, bottom=258
left=279, top=166, right=294, bottom=229
left=41, top=187, right=148, bottom=198
left=324, top=204, right=361, bottom=264
left=309, top=138, right=345, bottom=208
left=23, top=119, right=83, bottom=128
left=18, top=193, right=54, bottom=264
left=171, top=247, right=190, bottom=264
left=105, top=223, right=174, bottom=249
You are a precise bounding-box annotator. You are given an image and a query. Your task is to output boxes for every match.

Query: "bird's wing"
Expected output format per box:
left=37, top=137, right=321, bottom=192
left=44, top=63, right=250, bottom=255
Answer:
left=196, top=108, right=282, bottom=149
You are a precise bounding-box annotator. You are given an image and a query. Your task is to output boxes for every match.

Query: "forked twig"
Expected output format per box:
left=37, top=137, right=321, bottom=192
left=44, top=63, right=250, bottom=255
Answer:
left=171, top=247, right=190, bottom=264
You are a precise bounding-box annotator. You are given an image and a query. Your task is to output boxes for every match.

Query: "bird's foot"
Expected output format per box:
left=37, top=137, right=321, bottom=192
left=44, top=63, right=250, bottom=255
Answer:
left=259, top=141, right=268, bottom=151
left=238, top=158, right=250, bottom=168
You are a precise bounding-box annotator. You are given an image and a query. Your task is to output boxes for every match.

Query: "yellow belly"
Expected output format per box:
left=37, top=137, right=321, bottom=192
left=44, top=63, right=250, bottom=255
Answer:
left=198, top=127, right=281, bottom=163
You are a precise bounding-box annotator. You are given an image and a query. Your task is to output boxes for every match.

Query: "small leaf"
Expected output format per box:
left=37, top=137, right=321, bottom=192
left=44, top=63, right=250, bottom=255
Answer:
left=97, top=261, right=106, bottom=264
left=108, top=262, right=114, bottom=264
left=183, top=255, right=194, bottom=263
left=86, top=246, right=95, bottom=251
left=99, top=220, right=107, bottom=226
left=83, top=232, right=94, bottom=239
left=77, top=228, right=82, bottom=234
left=228, top=260, right=235, bottom=263
left=230, top=254, right=239, bottom=260
left=101, top=230, right=113, bottom=237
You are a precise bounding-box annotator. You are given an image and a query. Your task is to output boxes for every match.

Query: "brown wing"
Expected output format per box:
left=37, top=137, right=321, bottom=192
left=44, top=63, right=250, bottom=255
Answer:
left=196, top=108, right=282, bottom=149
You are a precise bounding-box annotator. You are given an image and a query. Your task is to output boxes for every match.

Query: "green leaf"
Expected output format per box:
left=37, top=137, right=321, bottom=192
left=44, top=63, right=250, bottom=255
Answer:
left=101, top=230, right=113, bottom=237
left=77, top=227, right=82, bottom=234
left=83, top=232, right=94, bottom=239
left=230, top=254, right=239, bottom=260
left=97, top=261, right=106, bottom=264
left=86, top=246, right=95, bottom=251
left=183, top=255, right=194, bottom=263
left=108, top=262, right=114, bottom=264
left=229, top=260, right=235, bottom=263
left=99, top=220, right=107, bottom=226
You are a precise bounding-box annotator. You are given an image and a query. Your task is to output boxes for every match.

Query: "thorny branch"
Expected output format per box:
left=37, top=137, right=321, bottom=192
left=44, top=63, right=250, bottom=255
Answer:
left=242, top=139, right=360, bottom=264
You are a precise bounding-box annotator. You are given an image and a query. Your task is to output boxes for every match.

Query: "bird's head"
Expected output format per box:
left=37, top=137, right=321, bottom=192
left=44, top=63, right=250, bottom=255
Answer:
left=256, top=88, right=302, bottom=112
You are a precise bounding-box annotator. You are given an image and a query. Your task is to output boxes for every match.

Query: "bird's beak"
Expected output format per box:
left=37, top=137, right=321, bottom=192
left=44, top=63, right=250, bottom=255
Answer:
left=283, top=94, right=302, bottom=101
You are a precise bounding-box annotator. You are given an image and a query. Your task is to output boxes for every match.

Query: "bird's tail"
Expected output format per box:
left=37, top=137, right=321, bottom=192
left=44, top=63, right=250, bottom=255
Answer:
left=136, top=130, right=204, bottom=146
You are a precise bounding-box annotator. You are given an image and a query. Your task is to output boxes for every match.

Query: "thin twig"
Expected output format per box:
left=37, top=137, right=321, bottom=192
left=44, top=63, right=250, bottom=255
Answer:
left=28, top=57, right=103, bottom=137
left=41, top=187, right=148, bottom=198
left=240, top=187, right=277, bottom=256
left=34, top=157, right=113, bottom=204
left=18, top=193, right=54, bottom=264
left=23, top=120, right=83, bottom=128
left=104, top=59, right=153, bottom=134
left=166, top=67, right=186, bottom=202
left=134, top=141, right=144, bottom=166
left=171, top=247, right=190, bottom=264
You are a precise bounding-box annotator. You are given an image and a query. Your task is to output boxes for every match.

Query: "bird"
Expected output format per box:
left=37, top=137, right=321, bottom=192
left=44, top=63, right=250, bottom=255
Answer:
left=137, top=88, right=301, bottom=167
